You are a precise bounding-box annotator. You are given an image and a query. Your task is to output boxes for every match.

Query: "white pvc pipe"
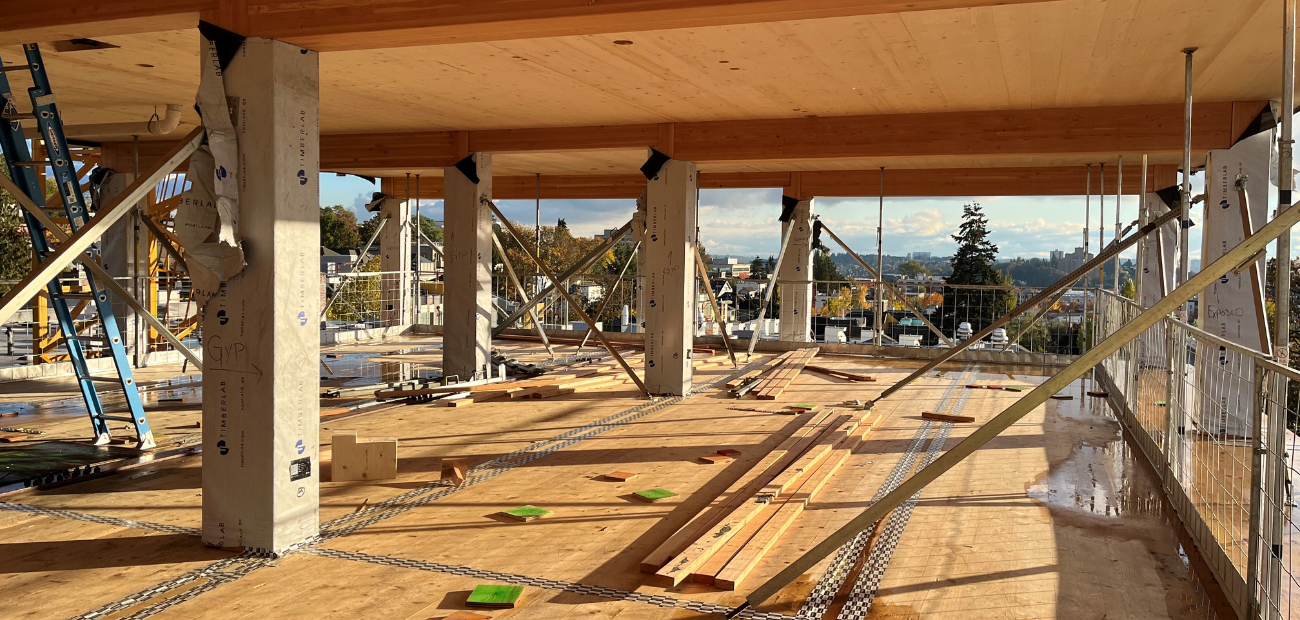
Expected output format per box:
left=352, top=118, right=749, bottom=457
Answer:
left=53, top=104, right=184, bottom=139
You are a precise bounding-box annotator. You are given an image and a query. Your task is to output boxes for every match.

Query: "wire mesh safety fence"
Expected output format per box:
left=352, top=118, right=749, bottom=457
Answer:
left=1097, top=290, right=1300, bottom=619
left=322, top=270, right=442, bottom=328
left=736, top=279, right=1086, bottom=353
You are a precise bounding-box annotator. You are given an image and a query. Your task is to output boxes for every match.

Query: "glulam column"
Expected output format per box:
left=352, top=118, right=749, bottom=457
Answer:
left=442, top=153, right=494, bottom=380
left=201, top=37, right=320, bottom=554
left=642, top=152, right=696, bottom=395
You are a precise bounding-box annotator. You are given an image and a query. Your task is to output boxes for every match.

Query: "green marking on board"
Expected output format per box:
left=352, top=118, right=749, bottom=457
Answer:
left=634, top=488, right=679, bottom=502
left=503, top=505, right=551, bottom=519
left=467, top=584, right=524, bottom=607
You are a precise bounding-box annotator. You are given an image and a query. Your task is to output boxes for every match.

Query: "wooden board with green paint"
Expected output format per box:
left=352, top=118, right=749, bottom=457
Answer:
left=466, top=584, right=524, bottom=608
left=634, top=488, right=678, bottom=502
left=502, top=506, right=551, bottom=521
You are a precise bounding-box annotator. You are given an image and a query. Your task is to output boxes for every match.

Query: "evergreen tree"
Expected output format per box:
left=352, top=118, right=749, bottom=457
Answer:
left=947, top=202, right=1000, bottom=286
left=750, top=256, right=766, bottom=279
left=813, top=250, right=845, bottom=281
left=938, top=202, right=1015, bottom=337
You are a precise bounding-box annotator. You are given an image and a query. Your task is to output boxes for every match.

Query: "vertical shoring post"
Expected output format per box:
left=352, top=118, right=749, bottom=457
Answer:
left=1116, top=156, right=1123, bottom=292
left=876, top=167, right=885, bottom=347
left=1266, top=2, right=1295, bottom=613
left=414, top=174, right=420, bottom=325
left=405, top=173, right=411, bottom=326
left=1247, top=362, right=1268, bottom=619
left=1181, top=48, right=1196, bottom=319
left=1137, top=155, right=1149, bottom=304
left=1100, top=163, right=1107, bottom=343
left=1101, top=163, right=1106, bottom=293
left=535, top=173, right=541, bottom=297
left=132, top=135, right=141, bottom=366
left=1085, top=164, right=1092, bottom=351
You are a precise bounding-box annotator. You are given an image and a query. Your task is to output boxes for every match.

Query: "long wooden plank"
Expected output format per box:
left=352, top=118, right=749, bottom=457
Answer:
left=651, top=409, right=856, bottom=586
left=713, top=411, right=881, bottom=590
left=699, top=413, right=880, bottom=588
left=638, top=408, right=835, bottom=573
left=692, top=500, right=782, bottom=585
left=755, top=347, right=818, bottom=400
left=804, top=365, right=877, bottom=382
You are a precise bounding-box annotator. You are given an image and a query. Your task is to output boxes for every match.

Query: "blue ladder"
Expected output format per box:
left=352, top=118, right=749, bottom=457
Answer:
left=0, top=43, right=155, bottom=449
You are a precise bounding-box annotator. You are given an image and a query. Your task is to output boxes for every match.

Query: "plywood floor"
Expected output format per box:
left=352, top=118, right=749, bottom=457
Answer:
left=0, top=339, right=1230, bottom=620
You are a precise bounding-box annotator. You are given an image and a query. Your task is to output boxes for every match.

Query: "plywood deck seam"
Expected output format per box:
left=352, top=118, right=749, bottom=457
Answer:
left=31, top=358, right=772, bottom=620
left=795, top=365, right=978, bottom=619
left=301, top=546, right=792, bottom=620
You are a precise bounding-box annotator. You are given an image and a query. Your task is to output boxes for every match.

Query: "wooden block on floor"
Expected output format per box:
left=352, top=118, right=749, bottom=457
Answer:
left=1087, top=390, right=1110, bottom=397
left=1050, top=394, right=1074, bottom=400
left=0, top=433, right=25, bottom=442
left=0, top=412, right=17, bottom=418
left=331, top=430, right=398, bottom=482
left=441, top=458, right=468, bottom=486
left=634, top=488, right=679, bottom=503
left=699, top=454, right=732, bottom=464
left=466, top=584, right=524, bottom=609
left=502, top=506, right=551, bottom=522
left=717, top=449, right=741, bottom=456
left=922, top=411, right=975, bottom=423
left=602, top=471, right=638, bottom=482
left=443, top=398, right=474, bottom=407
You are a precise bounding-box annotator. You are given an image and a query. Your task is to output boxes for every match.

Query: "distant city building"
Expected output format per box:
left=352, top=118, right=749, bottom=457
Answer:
left=1049, top=249, right=1065, bottom=264
left=1058, top=247, right=1093, bottom=273
left=908, top=251, right=932, bottom=260
left=594, top=228, right=623, bottom=240
left=709, top=256, right=750, bottom=278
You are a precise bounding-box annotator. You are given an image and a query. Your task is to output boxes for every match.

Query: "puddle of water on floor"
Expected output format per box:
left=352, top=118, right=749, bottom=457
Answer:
left=1026, top=375, right=1228, bottom=620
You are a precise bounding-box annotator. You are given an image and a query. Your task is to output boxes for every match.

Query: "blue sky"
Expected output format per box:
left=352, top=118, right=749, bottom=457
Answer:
left=321, top=171, right=1235, bottom=265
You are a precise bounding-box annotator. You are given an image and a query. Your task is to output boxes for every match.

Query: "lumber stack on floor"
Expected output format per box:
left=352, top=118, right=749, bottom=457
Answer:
left=753, top=347, right=818, bottom=400
left=643, top=403, right=879, bottom=588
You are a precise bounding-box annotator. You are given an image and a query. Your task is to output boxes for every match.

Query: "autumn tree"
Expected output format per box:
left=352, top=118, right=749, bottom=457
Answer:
left=320, top=205, right=361, bottom=252
left=0, top=161, right=31, bottom=293
left=898, top=260, right=930, bottom=279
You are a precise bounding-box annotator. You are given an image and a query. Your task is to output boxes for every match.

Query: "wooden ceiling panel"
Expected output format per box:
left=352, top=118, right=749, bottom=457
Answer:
left=0, top=0, right=1287, bottom=152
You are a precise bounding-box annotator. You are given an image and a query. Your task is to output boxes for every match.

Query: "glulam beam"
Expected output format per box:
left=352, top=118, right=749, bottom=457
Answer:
left=334, top=102, right=1262, bottom=172
left=0, top=0, right=1057, bottom=51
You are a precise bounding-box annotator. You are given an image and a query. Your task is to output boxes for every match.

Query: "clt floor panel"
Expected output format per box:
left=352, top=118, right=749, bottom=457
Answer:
left=0, top=336, right=1229, bottom=620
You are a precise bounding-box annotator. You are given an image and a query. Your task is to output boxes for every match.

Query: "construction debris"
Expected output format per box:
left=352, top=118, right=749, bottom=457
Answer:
left=331, top=430, right=398, bottom=482
left=922, top=410, right=976, bottom=423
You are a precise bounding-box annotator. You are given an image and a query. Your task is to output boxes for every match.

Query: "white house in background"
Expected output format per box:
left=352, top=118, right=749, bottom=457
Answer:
left=733, top=280, right=766, bottom=297
left=572, top=283, right=605, bottom=301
